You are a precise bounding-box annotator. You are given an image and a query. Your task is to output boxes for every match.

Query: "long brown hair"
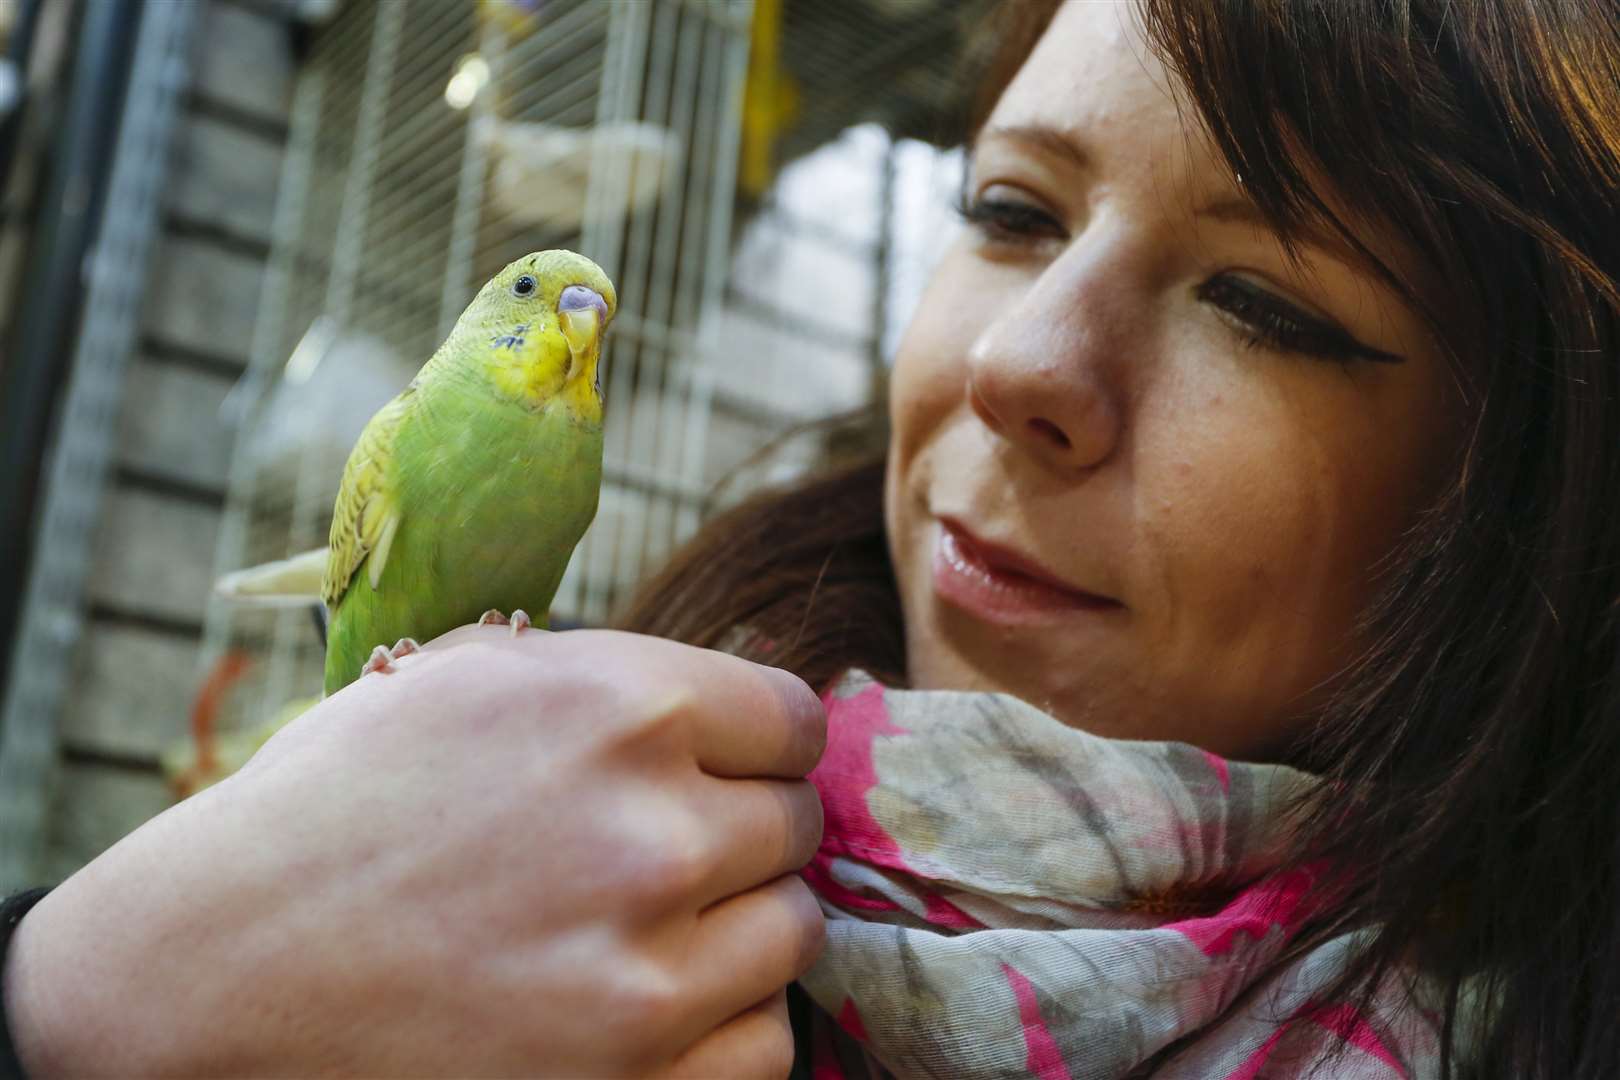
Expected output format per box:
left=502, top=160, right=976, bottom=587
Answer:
left=620, top=2, right=1620, bottom=1076
left=620, top=409, right=902, bottom=692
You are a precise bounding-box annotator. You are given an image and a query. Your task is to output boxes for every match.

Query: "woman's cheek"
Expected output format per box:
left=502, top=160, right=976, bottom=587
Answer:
left=1138, top=392, right=1350, bottom=694
left=888, top=267, right=988, bottom=513
left=887, top=278, right=962, bottom=586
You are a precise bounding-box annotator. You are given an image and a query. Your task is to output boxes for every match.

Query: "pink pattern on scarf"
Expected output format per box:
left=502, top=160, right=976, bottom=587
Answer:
left=837, top=998, right=869, bottom=1041
left=808, top=683, right=983, bottom=929
left=1165, top=866, right=1316, bottom=957
left=795, top=673, right=1442, bottom=1079
left=1001, top=963, right=1075, bottom=1080
left=1224, top=1000, right=1407, bottom=1079
left=1309, top=1003, right=1406, bottom=1073
left=1224, top=1022, right=1289, bottom=1080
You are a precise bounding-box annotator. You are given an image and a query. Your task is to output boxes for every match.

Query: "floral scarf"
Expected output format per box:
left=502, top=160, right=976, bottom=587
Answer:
left=798, top=672, right=1442, bottom=1079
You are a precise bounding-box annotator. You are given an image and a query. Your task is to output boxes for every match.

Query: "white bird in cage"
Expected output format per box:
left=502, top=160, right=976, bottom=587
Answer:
left=243, top=323, right=416, bottom=474
left=480, top=117, right=682, bottom=231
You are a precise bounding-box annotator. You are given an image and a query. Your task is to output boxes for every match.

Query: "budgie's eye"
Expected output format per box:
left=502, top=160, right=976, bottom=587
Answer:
left=511, top=275, right=538, bottom=298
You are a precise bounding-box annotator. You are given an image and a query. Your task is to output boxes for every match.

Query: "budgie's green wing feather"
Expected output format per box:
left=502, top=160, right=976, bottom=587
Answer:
left=322, top=388, right=413, bottom=611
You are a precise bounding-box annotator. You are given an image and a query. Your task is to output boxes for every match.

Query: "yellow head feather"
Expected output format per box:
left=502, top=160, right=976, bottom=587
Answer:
left=429, top=249, right=617, bottom=421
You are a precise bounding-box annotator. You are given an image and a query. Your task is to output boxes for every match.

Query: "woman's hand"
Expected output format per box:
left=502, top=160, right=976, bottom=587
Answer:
left=3, top=627, right=827, bottom=1077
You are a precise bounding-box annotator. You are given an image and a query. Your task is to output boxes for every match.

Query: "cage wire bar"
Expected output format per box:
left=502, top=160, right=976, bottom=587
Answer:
left=0, top=0, right=198, bottom=888
left=203, top=0, right=758, bottom=731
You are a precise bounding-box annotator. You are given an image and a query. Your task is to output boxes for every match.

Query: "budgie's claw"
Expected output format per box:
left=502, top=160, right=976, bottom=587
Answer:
left=360, top=645, right=395, bottom=678
left=359, top=637, right=420, bottom=678
left=478, top=609, right=532, bottom=637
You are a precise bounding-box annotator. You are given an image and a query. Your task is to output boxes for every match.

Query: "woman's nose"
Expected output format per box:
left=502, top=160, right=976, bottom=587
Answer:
left=963, top=264, right=1125, bottom=474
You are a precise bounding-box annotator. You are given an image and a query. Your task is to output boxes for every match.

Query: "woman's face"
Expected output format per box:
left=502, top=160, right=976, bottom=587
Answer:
left=885, top=0, right=1458, bottom=760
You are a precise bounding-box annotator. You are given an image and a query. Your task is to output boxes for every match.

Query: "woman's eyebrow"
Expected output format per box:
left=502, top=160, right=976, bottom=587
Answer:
left=1197, top=196, right=1368, bottom=273
left=975, top=123, right=1091, bottom=171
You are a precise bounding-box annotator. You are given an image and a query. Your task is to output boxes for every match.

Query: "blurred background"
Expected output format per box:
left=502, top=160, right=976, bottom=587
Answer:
left=0, top=0, right=992, bottom=889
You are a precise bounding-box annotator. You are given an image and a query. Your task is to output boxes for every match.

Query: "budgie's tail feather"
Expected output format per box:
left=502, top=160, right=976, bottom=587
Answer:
left=215, top=548, right=328, bottom=606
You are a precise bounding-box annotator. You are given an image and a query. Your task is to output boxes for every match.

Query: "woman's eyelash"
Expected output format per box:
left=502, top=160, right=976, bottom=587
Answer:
left=954, top=193, right=1065, bottom=241
left=1197, top=276, right=1402, bottom=365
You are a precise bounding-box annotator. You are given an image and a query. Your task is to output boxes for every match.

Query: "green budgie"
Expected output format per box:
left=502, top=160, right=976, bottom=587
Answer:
left=320, top=249, right=616, bottom=695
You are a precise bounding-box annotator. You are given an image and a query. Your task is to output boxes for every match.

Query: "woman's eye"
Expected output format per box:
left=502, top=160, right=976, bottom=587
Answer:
left=511, top=275, right=537, bottom=298
left=1196, top=275, right=1402, bottom=365
left=955, top=190, right=1066, bottom=244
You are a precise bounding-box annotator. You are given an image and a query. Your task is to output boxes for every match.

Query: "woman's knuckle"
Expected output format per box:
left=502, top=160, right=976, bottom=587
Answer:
left=612, top=961, right=683, bottom=1036
left=594, top=678, right=695, bottom=759
left=644, top=683, right=700, bottom=734
left=640, top=819, right=715, bottom=903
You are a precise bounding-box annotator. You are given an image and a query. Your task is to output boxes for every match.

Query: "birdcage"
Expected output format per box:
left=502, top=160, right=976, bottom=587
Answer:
left=0, top=0, right=995, bottom=882
left=199, top=0, right=988, bottom=741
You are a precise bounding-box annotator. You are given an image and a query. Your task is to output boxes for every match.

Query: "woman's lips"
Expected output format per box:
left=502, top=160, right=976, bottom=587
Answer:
left=932, top=519, right=1122, bottom=625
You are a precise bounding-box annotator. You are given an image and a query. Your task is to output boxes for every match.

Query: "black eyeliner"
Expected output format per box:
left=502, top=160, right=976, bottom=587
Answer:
left=1198, top=276, right=1404, bottom=365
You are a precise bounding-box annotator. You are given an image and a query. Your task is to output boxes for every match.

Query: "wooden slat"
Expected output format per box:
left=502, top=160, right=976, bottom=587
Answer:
left=187, top=90, right=292, bottom=144
left=193, top=0, right=295, bottom=126
left=86, top=487, right=222, bottom=627
left=115, top=466, right=227, bottom=509
left=140, top=335, right=250, bottom=379
left=60, top=623, right=199, bottom=761
left=40, top=763, right=172, bottom=884
left=140, top=234, right=266, bottom=366
left=168, top=114, right=283, bottom=242
left=117, top=356, right=237, bottom=492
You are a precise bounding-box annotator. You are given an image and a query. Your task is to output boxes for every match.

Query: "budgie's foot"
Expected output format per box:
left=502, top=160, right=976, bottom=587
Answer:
left=478, top=608, right=533, bottom=637
left=389, top=636, right=421, bottom=660
left=360, top=637, right=421, bottom=678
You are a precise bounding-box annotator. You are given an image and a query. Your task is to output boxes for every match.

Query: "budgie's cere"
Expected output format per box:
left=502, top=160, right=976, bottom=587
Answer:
left=321, top=249, right=616, bottom=695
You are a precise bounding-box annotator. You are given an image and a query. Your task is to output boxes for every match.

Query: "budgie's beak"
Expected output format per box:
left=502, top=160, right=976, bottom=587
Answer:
left=557, top=284, right=609, bottom=390
left=559, top=308, right=601, bottom=364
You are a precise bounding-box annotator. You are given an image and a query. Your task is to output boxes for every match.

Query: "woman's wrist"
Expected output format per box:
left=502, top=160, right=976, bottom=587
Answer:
left=2, top=889, right=55, bottom=1079
left=2, top=864, right=171, bottom=1079
left=0, top=811, right=248, bottom=1079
